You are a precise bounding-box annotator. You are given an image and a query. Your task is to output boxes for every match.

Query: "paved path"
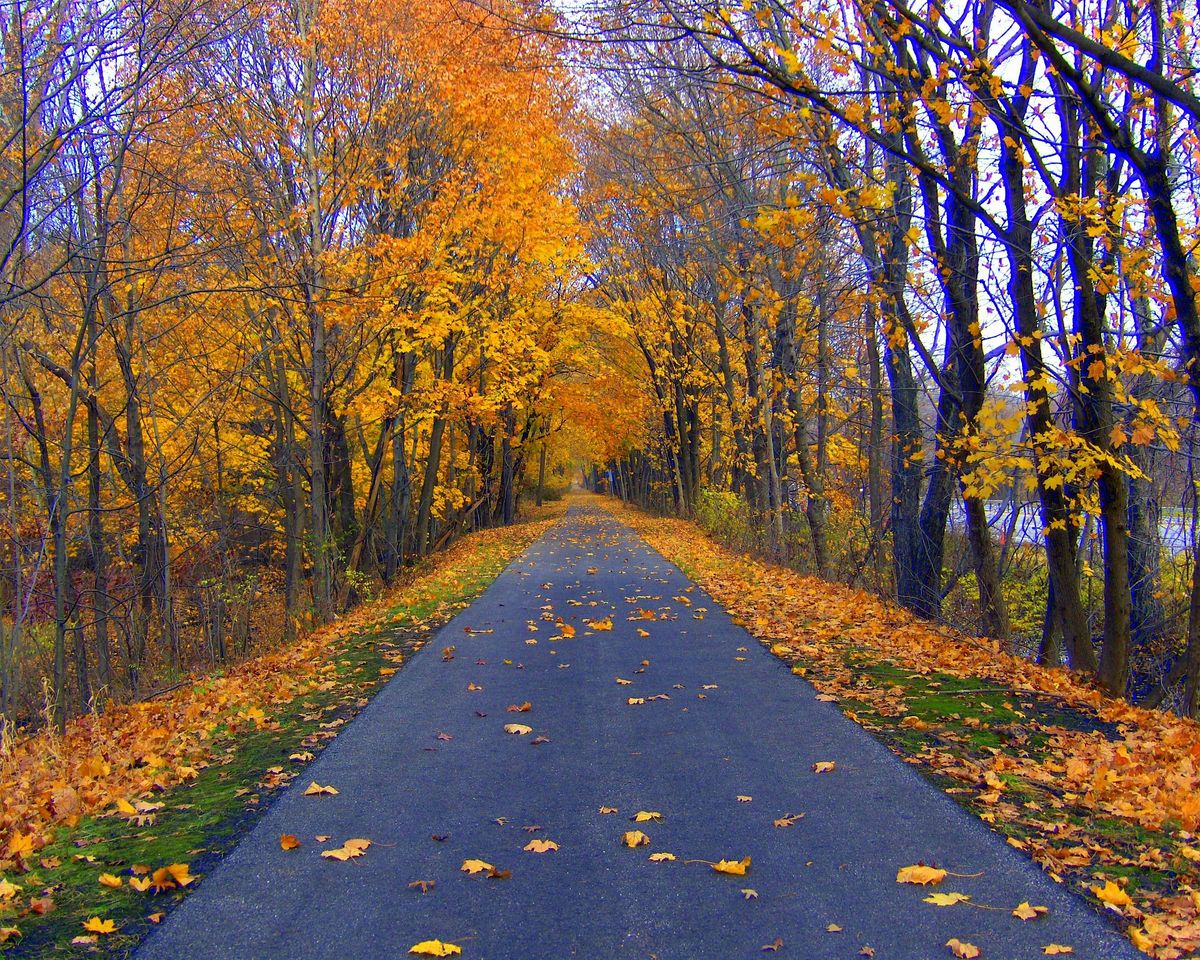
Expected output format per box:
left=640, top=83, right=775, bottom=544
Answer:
left=136, top=507, right=1139, bottom=960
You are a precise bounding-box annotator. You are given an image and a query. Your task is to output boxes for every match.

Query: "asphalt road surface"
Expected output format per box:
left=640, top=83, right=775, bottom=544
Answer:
left=135, top=506, right=1140, bottom=960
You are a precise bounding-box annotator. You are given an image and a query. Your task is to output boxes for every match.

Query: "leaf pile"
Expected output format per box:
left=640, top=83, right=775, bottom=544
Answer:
left=613, top=501, right=1200, bottom=959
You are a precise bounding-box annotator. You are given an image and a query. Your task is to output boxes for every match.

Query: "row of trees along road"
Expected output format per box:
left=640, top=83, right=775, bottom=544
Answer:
left=572, top=0, right=1200, bottom=714
left=0, top=0, right=598, bottom=730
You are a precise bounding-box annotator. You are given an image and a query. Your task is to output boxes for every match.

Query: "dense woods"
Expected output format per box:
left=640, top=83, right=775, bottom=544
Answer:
left=0, top=0, right=592, bottom=729
left=576, top=0, right=1200, bottom=714
left=3, top=0, right=1200, bottom=735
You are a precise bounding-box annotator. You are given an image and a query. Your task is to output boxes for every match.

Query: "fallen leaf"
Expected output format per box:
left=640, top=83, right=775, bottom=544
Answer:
left=599, top=806, right=618, bottom=814
left=0, top=928, right=22, bottom=943
left=130, top=877, right=152, bottom=892
left=623, top=831, right=650, bottom=848
left=409, top=880, right=435, bottom=893
left=524, top=839, right=560, bottom=853
left=1089, top=880, right=1131, bottom=910
left=742, top=888, right=758, bottom=899
left=925, top=893, right=971, bottom=906
left=467, top=683, right=482, bottom=692
left=148, top=912, right=164, bottom=923
left=503, top=724, right=532, bottom=735
left=626, top=697, right=646, bottom=705
left=82, top=918, right=117, bottom=935
left=762, top=937, right=784, bottom=952
left=632, top=811, right=662, bottom=822
left=98, top=873, right=123, bottom=889
left=487, top=867, right=511, bottom=879
left=588, top=617, right=614, bottom=631
left=461, top=859, right=496, bottom=874
left=280, top=834, right=302, bottom=851
left=813, top=761, right=836, bottom=774
left=827, top=923, right=843, bottom=932
left=815, top=694, right=837, bottom=702
left=649, top=852, right=676, bottom=862
left=637, top=628, right=650, bottom=637
left=1043, top=947, right=1073, bottom=956
left=409, top=940, right=462, bottom=957
left=712, top=856, right=751, bottom=876
left=897, top=864, right=947, bottom=886
left=29, top=897, right=53, bottom=915
left=736, top=795, right=752, bottom=803
left=946, top=938, right=980, bottom=958
left=615, top=677, right=632, bottom=685
left=774, top=813, right=804, bottom=828
left=303, top=782, right=339, bottom=796
left=860, top=948, right=877, bottom=958
left=506, top=702, right=532, bottom=713
left=1012, top=902, right=1047, bottom=921
left=322, top=839, right=371, bottom=861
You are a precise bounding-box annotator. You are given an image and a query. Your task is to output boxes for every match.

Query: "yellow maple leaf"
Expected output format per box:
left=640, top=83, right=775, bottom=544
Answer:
left=1089, top=880, right=1131, bottom=910
left=82, top=918, right=117, bottom=935
left=167, top=863, right=194, bottom=887
left=322, top=839, right=371, bottom=861
left=925, top=892, right=971, bottom=906
left=711, top=856, right=751, bottom=876
left=631, top=811, right=662, bottom=822
left=1128, top=928, right=1152, bottom=951
left=1012, top=902, right=1047, bottom=920
left=409, top=940, right=462, bottom=957
left=588, top=617, right=614, bottom=631
left=599, top=806, right=618, bottom=814
left=280, top=834, right=301, bottom=851
left=461, top=859, right=495, bottom=874
left=523, top=839, right=559, bottom=853
left=636, top=628, right=650, bottom=637
left=129, top=877, right=152, bottom=892
left=649, top=852, right=676, bottom=862
left=98, top=874, right=122, bottom=889
left=560, top=624, right=576, bottom=638
left=897, top=865, right=947, bottom=886
left=622, top=831, right=650, bottom=848
left=813, top=761, right=836, bottom=774
left=946, top=938, right=980, bottom=958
